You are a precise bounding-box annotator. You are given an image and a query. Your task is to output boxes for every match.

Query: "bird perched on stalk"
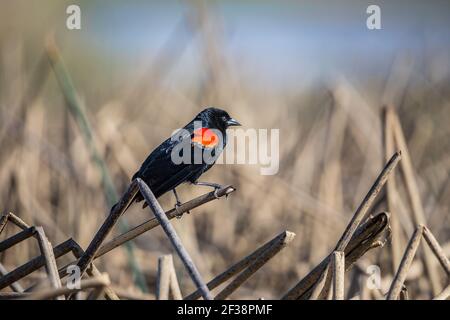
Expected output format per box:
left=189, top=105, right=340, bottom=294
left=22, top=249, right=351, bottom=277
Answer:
left=130, top=107, right=240, bottom=216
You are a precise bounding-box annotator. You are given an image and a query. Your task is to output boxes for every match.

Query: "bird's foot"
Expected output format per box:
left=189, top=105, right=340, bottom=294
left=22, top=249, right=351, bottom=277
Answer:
left=193, top=181, right=224, bottom=199
left=175, top=202, right=183, bottom=219
left=174, top=201, right=190, bottom=219
left=213, top=187, right=220, bottom=199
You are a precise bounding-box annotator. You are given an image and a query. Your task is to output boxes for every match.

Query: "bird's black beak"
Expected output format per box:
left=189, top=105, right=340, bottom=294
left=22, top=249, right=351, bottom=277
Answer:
left=227, top=118, right=241, bottom=126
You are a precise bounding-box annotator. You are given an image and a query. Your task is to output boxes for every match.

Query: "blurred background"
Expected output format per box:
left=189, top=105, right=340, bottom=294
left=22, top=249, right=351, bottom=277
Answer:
left=0, top=0, right=449, bottom=299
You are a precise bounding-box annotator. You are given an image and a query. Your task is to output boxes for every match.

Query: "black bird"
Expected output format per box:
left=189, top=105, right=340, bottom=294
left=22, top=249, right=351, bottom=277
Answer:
left=131, top=107, right=240, bottom=214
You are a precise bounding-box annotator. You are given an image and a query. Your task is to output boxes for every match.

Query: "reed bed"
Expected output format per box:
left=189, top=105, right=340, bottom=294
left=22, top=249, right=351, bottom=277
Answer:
left=0, top=3, right=449, bottom=300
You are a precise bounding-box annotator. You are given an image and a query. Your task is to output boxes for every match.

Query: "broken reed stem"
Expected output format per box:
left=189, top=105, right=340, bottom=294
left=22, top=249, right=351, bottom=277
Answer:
left=96, top=185, right=235, bottom=258
left=335, top=151, right=401, bottom=252
left=185, top=230, right=294, bottom=300
left=156, top=254, right=181, bottom=300
left=433, top=285, right=450, bottom=300
left=386, top=225, right=424, bottom=300
left=282, top=212, right=390, bottom=300
left=136, top=178, right=213, bottom=300
left=422, top=226, right=450, bottom=276
left=21, top=274, right=110, bottom=300
left=169, top=268, right=182, bottom=300
left=331, top=251, right=345, bottom=300
left=0, top=212, right=30, bottom=235
left=214, top=231, right=295, bottom=300
left=157, top=255, right=172, bottom=300
left=75, top=180, right=139, bottom=277
left=35, top=227, right=63, bottom=299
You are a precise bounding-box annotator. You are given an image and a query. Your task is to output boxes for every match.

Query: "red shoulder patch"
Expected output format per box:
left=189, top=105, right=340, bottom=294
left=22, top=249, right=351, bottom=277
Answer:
left=192, top=128, right=220, bottom=148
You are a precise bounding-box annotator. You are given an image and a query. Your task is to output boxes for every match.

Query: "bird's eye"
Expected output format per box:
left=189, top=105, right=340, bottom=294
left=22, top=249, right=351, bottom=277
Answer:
left=222, top=116, right=227, bottom=121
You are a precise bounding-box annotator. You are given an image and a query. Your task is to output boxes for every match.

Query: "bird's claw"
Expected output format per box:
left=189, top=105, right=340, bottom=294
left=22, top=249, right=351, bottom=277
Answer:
left=213, top=187, right=220, bottom=199
left=175, top=202, right=184, bottom=219
left=175, top=201, right=190, bottom=219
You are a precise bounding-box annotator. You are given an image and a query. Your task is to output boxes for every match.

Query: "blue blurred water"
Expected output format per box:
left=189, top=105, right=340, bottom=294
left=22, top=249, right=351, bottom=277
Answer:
left=67, top=0, right=450, bottom=87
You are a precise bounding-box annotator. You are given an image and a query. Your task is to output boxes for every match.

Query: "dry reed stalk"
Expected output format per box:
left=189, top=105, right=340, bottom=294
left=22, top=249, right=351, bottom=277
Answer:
left=185, top=230, right=294, bottom=300
left=335, top=151, right=401, bottom=252
left=95, top=185, right=235, bottom=258
left=156, top=255, right=182, bottom=300
left=0, top=238, right=74, bottom=289
left=87, top=287, right=106, bottom=300
left=286, top=150, right=400, bottom=299
left=382, top=107, right=402, bottom=271
left=21, top=274, right=110, bottom=300
left=0, top=263, right=23, bottom=293
left=156, top=255, right=171, bottom=300
left=309, top=264, right=330, bottom=300
left=46, top=36, right=147, bottom=291
left=331, top=251, right=345, bottom=300
left=282, top=212, right=390, bottom=299
left=399, top=286, right=409, bottom=300
left=167, top=256, right=183, bottom=300
left=0, top=212, right=30, bottom=234
left=112, top=287, right=155, bottom=300
left=214, top=231, right=295, bottom=300
left=75, top=180, right=139, bottom=277
left=136, top=178, right=213, bottom=300
left=0, top=224, right=61, bottom=298
left=0, top=51, right=49, bottom=146
left=0, top=236, right=118, bottom=302
left=0, top=227, right=35, bottom=252
left=312, top=100, right=346, bottom=262
left=68, top=239, right=120, bottom=300
left=422, top=226, right=450, bottom=276
left=170, top=270, right=183, bottom=300
left=386, top=225, right=424, bottom=300
left=433, top=285, right=450, bottom=300
left=35, top=227, right=63, bottom=299
left=389, top=108, right=441, bottom=294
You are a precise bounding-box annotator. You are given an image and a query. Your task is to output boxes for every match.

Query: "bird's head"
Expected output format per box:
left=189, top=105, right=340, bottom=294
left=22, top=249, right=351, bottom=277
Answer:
left=197, top=107, right=241, bottom=132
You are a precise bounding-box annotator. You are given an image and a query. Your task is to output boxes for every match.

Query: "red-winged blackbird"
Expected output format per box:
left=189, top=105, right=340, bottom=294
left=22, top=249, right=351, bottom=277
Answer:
left=130, top=107, right=240, bottom=212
